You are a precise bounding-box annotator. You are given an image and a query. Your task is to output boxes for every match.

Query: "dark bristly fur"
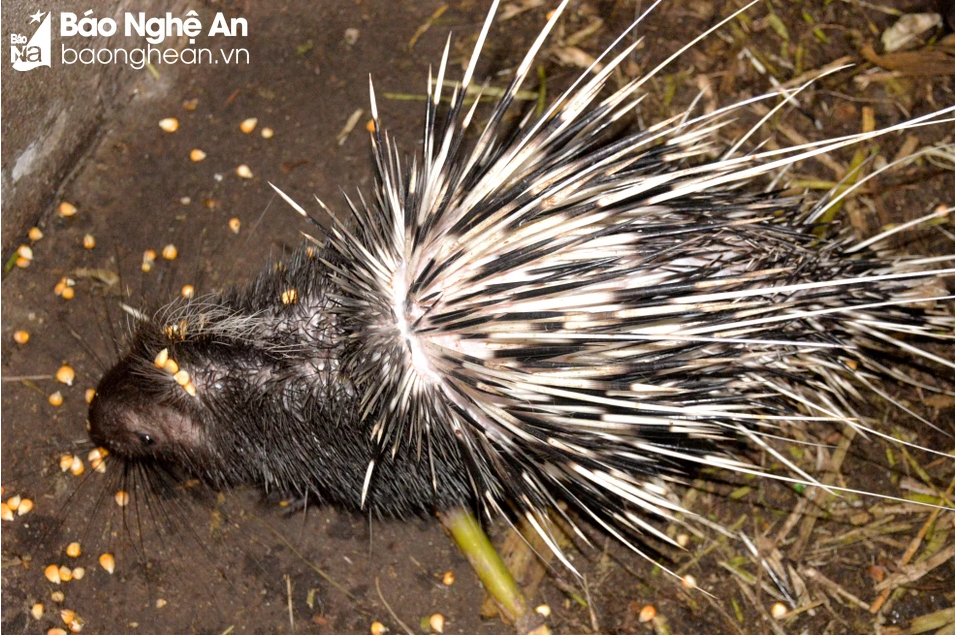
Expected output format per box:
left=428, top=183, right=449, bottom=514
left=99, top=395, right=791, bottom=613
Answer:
left=89, top=0, right=953, bottom=579
left=91, top=248, right=474, bottom=516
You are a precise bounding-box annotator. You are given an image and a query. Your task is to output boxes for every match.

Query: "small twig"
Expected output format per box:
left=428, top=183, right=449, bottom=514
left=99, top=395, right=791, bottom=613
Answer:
left=336, top=109, right=364, bottom=147
left=703, top=591, right=747, bottom=634
left=814, top=516, right=908, bottom=551
left=778, top=600, right=825, bottom=620
left=774, top=122, right=847, bottom=177
left=257, top=517, right=355, bottom=599
left=789, top=424, right=856, bottom=560
left=408, top=4, right=448, bottom=50
left=732, top=576, right=785, bottom=635
left=877, top=544, right=955, bottom=593
left=901, top=453, right=954, bottom=509
left=777, top=55, right=854, bottom=90
left=802, top=567, right=871, bottom=611
left=582, top=575, right=600, bottom=634
left=375, top=576, right=414, bottom=636
left=284, top=573, right=295, bottom=632
left=870, top=499, right=948, bottom=613
left=907, top=607, right=955, bottom=634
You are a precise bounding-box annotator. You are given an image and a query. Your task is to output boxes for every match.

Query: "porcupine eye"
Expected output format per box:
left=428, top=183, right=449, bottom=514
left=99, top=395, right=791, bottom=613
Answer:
left=89, top=358, right=204, bottom=462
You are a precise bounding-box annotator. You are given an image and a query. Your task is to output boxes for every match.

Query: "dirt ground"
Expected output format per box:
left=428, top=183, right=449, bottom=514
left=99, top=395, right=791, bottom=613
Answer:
left=2, top=0, right=953, bottom=634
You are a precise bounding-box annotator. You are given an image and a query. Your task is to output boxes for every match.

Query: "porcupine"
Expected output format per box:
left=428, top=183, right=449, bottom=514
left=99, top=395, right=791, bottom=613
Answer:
left=42, top=0, right=956, bottom=629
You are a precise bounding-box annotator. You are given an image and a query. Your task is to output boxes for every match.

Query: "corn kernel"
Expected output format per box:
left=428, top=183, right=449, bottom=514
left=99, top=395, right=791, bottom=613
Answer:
left=56, top=365, right=75, bottom=386
left=44, top=564, right=61, bottom=584
left=99, top=553, right=115, bottom=574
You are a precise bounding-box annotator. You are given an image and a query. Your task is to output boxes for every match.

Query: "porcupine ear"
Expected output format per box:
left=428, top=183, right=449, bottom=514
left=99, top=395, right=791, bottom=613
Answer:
left=284, top=0, right=955, bottom=575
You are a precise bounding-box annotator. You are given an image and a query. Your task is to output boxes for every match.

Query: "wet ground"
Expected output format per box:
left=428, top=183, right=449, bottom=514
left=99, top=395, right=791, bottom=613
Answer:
left=2, top=0, right=954, bottom=634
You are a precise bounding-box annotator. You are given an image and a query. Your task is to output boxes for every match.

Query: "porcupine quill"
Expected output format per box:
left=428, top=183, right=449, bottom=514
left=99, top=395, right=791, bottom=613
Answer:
left=35, top=0, right=956, bottom=630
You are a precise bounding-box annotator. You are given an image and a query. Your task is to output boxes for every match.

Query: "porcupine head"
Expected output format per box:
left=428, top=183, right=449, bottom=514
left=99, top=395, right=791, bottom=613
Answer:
left=86, top=247, right=473, bottom=516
